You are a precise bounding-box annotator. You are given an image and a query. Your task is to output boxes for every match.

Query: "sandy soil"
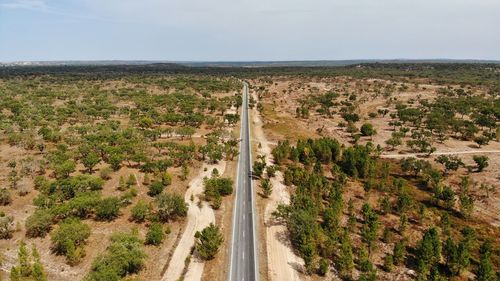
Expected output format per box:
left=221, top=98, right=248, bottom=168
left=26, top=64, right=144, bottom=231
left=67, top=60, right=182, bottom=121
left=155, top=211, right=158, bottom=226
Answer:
left=161, top=161, right=226, bottom=281
left=252, top=77, right=500, bottom=228
left=251, top=92, right=306, bottom=281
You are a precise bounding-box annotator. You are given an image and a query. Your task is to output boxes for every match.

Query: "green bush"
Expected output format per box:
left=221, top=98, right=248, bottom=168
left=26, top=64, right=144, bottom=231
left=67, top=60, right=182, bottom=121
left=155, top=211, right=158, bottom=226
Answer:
left=204, top=177, right=233, bottom=199
left=156, top=193, right=188, bottom=222
left=360, top=123, right=376, bottom=137
left=130, top=201, right=150, bottom=223
left=0, top=188, right=12, bottom=205
left=99, top=167, right=113, bottom=180
left=145, top=223, right=165, bottom=246
left=51, top=218, right=91, bottom=265
left=25, top=210, right=53, bottom=238
left=85, top=232, right=146, bottom=281
left=95, top=197, right=121, bottom=221
left=148, top=181, right=164, bottom=197
left=0, top=214, right=15, bottom=239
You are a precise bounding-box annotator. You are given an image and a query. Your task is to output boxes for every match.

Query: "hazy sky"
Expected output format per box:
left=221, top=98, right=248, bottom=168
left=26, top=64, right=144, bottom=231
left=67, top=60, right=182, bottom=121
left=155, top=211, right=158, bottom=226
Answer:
left=1, top=0, right=499, bottom=61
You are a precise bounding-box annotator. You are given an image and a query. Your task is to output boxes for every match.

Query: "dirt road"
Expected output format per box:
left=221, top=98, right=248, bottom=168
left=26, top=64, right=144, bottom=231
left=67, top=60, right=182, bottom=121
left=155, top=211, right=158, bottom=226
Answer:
left=381, top=150, right=500, bottom=159
left=252, top=92, right=304, bottom=281
left=161, top=161, right=226, bottom=281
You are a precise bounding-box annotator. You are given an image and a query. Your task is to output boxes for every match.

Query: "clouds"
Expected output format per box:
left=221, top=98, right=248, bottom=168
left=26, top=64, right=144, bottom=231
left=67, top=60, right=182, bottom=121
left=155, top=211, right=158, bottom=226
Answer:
left=0, top=0, right=48, bottom=11
left=0, top=0, right=499, bottom=61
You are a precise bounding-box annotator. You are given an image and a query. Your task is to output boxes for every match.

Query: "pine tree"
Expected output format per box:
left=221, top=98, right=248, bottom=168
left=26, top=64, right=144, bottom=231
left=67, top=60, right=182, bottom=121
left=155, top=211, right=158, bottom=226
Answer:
left=393, top=240, right=406, bottom=265
left=337, top=231, right=354, bottom=280
left=477, top=241, right=495, bottom=281
left=416, top=228, right=441, bottom=279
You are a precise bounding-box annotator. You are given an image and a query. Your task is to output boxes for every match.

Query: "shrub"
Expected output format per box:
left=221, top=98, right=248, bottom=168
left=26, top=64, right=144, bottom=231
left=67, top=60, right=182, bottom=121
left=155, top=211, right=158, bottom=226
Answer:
left=85, top=232, right=146, bottom=281
left=130, top=201, right=150, bottom=223
left=0, top=188, right=12, bottom=205
left=145, top=223, right=165, bottom=246
left=0, top=214, right=15, bottom=239
left=260, top=178, right=273, bottom=198
left=161, top=172, right=172, bottom=186
left=126, top=174, right=137, bottom=188
left=318, top=258, right=329, bottom=276
left=95, top=197, right=121, bottom=221
left=148, top=181, right=164, bottom=197
left=360, top=123, right=376, bottom=137
left=156, top=193, right=188, bottom=222
left=99, top=167, right=113, bottom=180
left=25, top=210, right=53, bottom=238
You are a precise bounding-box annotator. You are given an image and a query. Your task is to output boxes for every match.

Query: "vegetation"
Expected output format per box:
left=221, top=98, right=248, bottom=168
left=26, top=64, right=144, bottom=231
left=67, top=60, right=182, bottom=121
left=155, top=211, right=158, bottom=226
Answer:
left=195, top=223, right=224, bottom=260
left=0, top=62, right=498, bottom=280
left=50, top=218, right=91, bottom=265
left=10, top=242, right=47, bottom=281
left=85, top=231, right=146, bottom=281
left=145, top=222, right=165, bottom=246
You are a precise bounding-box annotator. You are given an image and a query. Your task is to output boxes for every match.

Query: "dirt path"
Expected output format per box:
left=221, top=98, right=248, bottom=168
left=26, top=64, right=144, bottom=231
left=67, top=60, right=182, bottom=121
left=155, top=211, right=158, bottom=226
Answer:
left=161, top=161, right=226, bottom=281
left=381, top=150, right=500, bottom=159
left=252, top=94, right=305, bottom=281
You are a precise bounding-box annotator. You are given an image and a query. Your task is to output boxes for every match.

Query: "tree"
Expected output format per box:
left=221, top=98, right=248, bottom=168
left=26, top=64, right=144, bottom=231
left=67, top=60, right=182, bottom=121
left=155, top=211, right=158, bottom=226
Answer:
left=82, top=152, right=100, bottom=173
left=473, top=155, right=489, bottom=172
left=337, top=231, right=354, bottom=280
left=385, top=132, right=403, bottom=150
left=50, top=218, right=91, bottom=265
left=145, top=222, right=165, bottom=246
left=360, top=123, right=376, bottom=138
left=156, top=193, right=188, bottom=222
left=416, top=228, right=441, bottom=279
left=384, top=254, right=394, bottom=272
left=253, top=159, right=266, bottom=178
left=436, top=155, right=463, bottom=175
left=441, top=186, right=455, bottom=210
left=477, top=241, right=495, bottom=281
left=474, top=135, right=490, bottom=148
left=401, top=157, right=431, bottom=177
left=359, top=248, right=378, bottom=281
left=361, top=204, right=380, bottom=253
left=393, top=240, right=406, bottom=265
left=260, top=178, right=273, bottom=198
left=204, top=177, right=233, bottom=200
left=54, top=160, right=76, bottom=179
left=195, top=223, right=223, bottom=260
left=10, top=242, right=47, bottom=281
left=459, top=192, right=474, bottom=218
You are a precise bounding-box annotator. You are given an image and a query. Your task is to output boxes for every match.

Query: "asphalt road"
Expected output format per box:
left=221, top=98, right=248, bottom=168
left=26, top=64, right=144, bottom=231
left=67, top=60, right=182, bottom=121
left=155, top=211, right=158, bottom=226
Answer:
left=229, top=82, right=258, bottom=281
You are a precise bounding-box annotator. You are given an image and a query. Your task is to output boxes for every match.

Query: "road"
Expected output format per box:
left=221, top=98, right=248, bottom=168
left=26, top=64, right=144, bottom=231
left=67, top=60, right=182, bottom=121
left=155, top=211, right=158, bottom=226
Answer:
left=229, top=82, right=259, bottom=281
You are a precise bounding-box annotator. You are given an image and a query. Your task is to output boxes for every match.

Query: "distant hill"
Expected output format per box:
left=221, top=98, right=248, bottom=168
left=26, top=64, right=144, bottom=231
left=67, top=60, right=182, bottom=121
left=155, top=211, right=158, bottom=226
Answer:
left=2, top=59, right=499, bottom=68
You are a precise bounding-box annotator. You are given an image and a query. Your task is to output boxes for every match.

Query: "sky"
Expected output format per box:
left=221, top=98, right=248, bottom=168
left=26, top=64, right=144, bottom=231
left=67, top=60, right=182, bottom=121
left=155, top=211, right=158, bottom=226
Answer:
left=1, top=0, right=499, bottom=62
